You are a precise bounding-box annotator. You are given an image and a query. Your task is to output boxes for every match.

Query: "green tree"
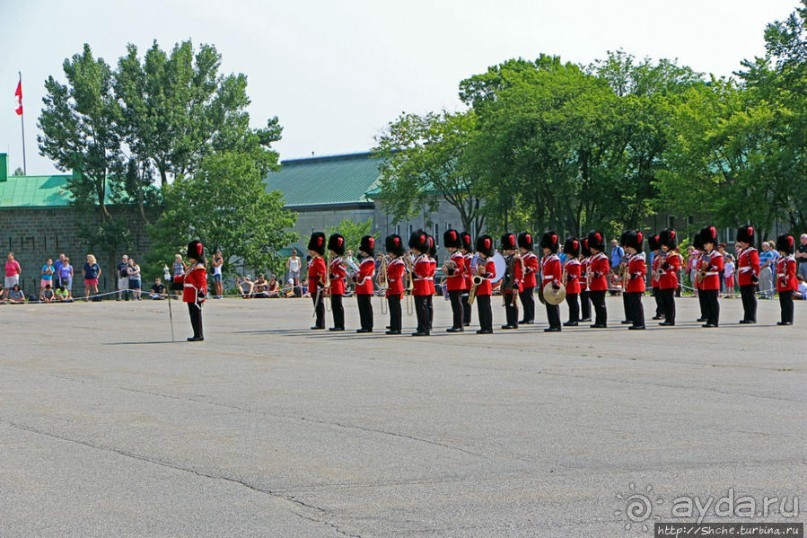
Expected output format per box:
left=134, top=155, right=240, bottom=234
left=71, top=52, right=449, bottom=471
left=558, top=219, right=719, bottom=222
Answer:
left=148, top=151, right=297, bottom=275
left=374, top=110, right=484, bottom=234
left=325, top=218, right=373, bottom=254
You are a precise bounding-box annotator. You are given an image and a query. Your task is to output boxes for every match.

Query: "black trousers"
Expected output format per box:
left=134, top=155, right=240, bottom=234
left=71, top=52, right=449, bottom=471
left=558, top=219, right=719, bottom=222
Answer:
left=589, top=290, right=607, bottom=326
left=331, top=294, right=345, bottom=329
left=697, top=289, right=707, bottom=319
left=312, top=291, right=325, bottom=328
left=701, top=289, right=720, bottom=326
left=622, top=292, right=630, bottom=322
left=462, top=293, right=472, bottom=325
left=414, top=295, right=430, bottom=334
left=545, top=303, right=561, bottom=329
left=779, top=290, right=794, bottom=324
left=476, top=295, right=493, bottom=332
left=187, top=302, right=203, bottom=339
left=449, top=290, right=464, bottom=329
left=580, top=289, right=591, bottom=320
left=566, top=293, right=579, bottom=323
left=357, top=293, right=373, bottom=330
left=658, top=288, right=676, bottom=324
left=740, top=284, right=757, bottom=322
left=427, top=295, right=434, bottom=330
left=519, top=287, right=535, bottom=323
left=388, top=294, right=402, bottom=332
left=625, top=292, right=645, bottom=327
left=652, top=288, right=663, bottom=317
left=504, top=292, right=519, bottom=327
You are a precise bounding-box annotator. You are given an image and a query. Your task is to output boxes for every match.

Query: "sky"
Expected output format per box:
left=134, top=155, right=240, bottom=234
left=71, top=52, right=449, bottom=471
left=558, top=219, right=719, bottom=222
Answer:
left=0, top=0, right=798, bottom=176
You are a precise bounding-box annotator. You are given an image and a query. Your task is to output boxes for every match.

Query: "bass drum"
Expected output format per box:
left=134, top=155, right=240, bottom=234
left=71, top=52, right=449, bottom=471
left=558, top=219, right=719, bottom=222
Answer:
left=491, top=252, right=507, bottom=284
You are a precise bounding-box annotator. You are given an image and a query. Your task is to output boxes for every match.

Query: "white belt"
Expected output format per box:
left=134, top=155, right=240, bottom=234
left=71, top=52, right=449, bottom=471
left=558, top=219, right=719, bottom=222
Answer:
left=414, top=277, right=434, bottom=281
left=739, top=267, right=752, bottom=272
left=704, top=272, right=719, bottom=276
left=777, top=273, right=786, bottom=277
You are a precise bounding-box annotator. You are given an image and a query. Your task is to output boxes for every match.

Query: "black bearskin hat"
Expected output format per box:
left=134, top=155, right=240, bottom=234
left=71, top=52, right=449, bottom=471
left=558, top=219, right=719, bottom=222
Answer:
left=692, top=232, right=704, bottom=251
left=776, top=234, right=795, bottom=255
left=501, top=233, right=517, bottom=251
left=476, top=235, right=494, bottom=258
left=517, top=232, right=534, bottom=251
left=736, top=225, right=755, bottom=245
left=581, top=237, right=591, bottom=257
left=540, top=230, right=560, bottom=253
left=359, top=235, right=375, bottom=257
left=647, top=234, right=661, bottom=251
left=408, top=229, right=428, bottom=253
left=587, top=230, right=606, bottom=252
left=187, top=240, right=205, bottom=262
left=619, top=230, right=630, bottom=247
left=444, top=229, right=462, bottom=249
left=460, top=231, right=473, bottom=252
left=427, top=235, right=437, bottom=258
left=564, top=237, right=581, bottom=258
left=385, top=234, right=405, bottom=257
left=699, top=226, right=718, bottom=246
left=308, top=232, right=326, bottom=256
left=625, top=230, right=644, bottom=251
left=659, top=228, right=678, bottom=250
left=328, top=233, right=346, bottom=256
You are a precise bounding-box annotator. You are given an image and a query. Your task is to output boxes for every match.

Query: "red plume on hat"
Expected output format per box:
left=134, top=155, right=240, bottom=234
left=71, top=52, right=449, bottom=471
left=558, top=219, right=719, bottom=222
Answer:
left=564, top=237, right=580, bottom=257
left=736, top=226, right=755, bottom=244
left=385, top=234, right=404, bottom=257
left=517, top=232, right=533, bottom=250
left=776, top=234, right=795, bottom=255
left=308, top=232, right=326, bottom=255
left=328, top=233, right=346, bottom=256
left=443, top=229, right=462, bottom=249
left=360, top=235, right=375, bottom=256
left=476, top=235, right=494, bottom=257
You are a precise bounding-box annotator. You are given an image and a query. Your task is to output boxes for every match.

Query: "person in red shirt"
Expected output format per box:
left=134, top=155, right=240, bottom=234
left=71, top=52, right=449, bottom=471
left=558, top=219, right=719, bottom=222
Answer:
left=698, top=226, right=724, bottom=328
left=327, top=234, right=347, bottom=331
left=657, top=228, right=682, bottom=326
left=353, top=235, right=376, bottom=333
left=409, top=230, right=432, bottom=336
left=648, top=234, right=663, bottom=321
left=460, top=232, right=474, bottom=327
left=775, top=234, right=797, bottom=326
left=735, top=226, right=760, bottom=324
left=623, top=231, right=647, bottom=330
left=473, top=235, right=496, bottom=334
left=579, top=238, right=592, bottom=322
left=563, top=237, right=582, bottom=326
left=383, top=235, right=406, bottom=335
left=586, top=230, right=610, bottom=328
left=443, top=229, right=467, bottom=332
left=307, top=232, right=328, bottom=330
left=500, top=233, right=522, bottom=330
left=427, top=235, right=437, bottom=332
left=518, top=232, right=538, bottom=325
left=183, top=240, right=208, bottom=342
left=540, top=231, right=563, bottom=332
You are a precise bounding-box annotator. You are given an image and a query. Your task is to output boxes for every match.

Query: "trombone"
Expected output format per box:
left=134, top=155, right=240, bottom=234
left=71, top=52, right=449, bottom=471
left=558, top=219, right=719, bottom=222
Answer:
left=404, top=252, right=414, bottom=316
left=376, top=253, right=389, bottom=315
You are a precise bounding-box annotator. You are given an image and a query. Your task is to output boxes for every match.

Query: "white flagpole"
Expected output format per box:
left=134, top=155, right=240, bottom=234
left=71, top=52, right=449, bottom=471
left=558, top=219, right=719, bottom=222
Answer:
left=18, top=72, right=26, bottom=175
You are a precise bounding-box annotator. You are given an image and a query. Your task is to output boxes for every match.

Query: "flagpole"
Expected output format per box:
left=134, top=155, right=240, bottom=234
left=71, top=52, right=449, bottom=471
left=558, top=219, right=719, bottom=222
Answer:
left=19, top=72, right=26, bottom=175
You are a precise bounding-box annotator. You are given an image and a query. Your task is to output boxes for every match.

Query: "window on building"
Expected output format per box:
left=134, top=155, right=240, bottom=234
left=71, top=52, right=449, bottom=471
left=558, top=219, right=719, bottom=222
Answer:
left=434, top=223, right=439, bottom=242
left=408, top=224, right=413, bottom=237
left=667, top=216, right=675, bottom=229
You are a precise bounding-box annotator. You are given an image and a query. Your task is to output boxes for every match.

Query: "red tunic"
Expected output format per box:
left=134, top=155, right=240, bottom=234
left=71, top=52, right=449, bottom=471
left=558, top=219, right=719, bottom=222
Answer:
left=658, top=251, right=681, bottom=290
left=580, top=257, right=590, bottom=291
left=521, top=251, right=539, bottom=289
left=475, top=258, right=496, bottom=296
left=412, top=255, right=433, bottom=296
left=650, top=254, right=661, bottom=289
left=625, top=253, right=647, bottom=293
left=564, top=258, right=581, bottom=295
left=737, top=247, right=760, bottom=287
left=329, top=257, right=347, bottom=295
left=428, top=257, right=437, bottom=295
left=353, top=257, right=375, bottom=295
left=445, top=251, right=467, bottom=291
left=699, top=251, right=723, bottom=291
left=386, top=257, right=406, bottom=297
left=541, top=254, right=562, bottom=289
left=183, top=264, right=208, bottom=304
left=588, top=253, right=610, bottom=292
left=463, top=253, right=474, bottom=291
left=308, top=256, right=327, bottom=294
left=776, top=255, right=798, bottom=292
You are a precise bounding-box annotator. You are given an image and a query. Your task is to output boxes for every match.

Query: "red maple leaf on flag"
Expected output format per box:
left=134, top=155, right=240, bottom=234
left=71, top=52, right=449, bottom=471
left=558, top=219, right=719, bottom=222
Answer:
left=14, top=80, right=23, bottom=116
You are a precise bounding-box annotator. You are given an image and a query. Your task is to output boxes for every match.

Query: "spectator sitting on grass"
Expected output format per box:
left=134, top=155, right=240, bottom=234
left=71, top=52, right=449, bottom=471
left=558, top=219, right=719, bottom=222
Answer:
left=253, top=274, right=269, bottom=298
left=8, top=284, right=25, bottom=304
left=286, top=278, right=296, bottom=297
left=55, top=286, right=71, bottom=302
left=236, top=275, right=254, bottom=298
left=266, top=275, right=281, bottom=298
left=150, top=277, right=167, bottom=300
left=40, top=284, right=56, bottom=303
left=795, top=275, right=807, bottom=301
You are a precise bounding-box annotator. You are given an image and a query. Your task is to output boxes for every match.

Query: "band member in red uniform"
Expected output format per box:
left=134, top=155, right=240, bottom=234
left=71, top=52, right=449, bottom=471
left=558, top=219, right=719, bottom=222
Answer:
left=775, top=234, right=797, bottom=326
left=384, top=234, right=406, bottom=335
left=184, top=240, right=207, bottom=341
left=500, top=233, right=522, bottom=329
left=354, top=235, right=376, bottom=333
left=658, top=228, right=682, bottom=326
left=307, top=232, right=328, bottom=330
left=327, top=233, right=347, bottom=331
left=540, top=231, right=563, bottom=332
left=518, top=232, right=538, bottom=325
left=460, top=231, right=474, bottom=327
left=618, top=231, right=633, bottom=325
left=409, top=230, right=432, bottom=336
left=698, top=226, right=723, bottom=328
left=735, top=226, right=760, bottom=324
left=563, top=237, right=581, bottom=326
left=443, top=229, right=467, bottom=332
left=427, top=235, right=437, bottom=331
left=648, top=234, right=664, bottom=321
left=473, top=235, right=496, bottom=334
left=587, top=230, right=610, bottom=328
left=580, top=238, right=592, bottom=322
left=692, top=232, right=707, bottom=322
left=623, top=231, right=646, bottom=330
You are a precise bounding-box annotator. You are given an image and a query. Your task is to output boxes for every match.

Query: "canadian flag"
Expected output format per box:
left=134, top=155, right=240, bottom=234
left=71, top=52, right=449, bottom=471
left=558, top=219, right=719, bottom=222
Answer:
left=14, top=80, right=23, bottom=116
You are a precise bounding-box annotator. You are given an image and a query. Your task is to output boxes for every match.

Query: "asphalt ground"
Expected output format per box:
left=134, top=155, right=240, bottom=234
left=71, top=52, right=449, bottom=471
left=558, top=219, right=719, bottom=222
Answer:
left=0, top=294, right=804, bottom=537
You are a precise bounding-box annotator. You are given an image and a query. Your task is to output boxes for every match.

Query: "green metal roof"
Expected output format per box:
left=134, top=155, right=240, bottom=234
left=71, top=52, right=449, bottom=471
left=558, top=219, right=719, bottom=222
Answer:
left=265, top=152, right=382, bottom=208
left=0, top=174, right=72, bottom=208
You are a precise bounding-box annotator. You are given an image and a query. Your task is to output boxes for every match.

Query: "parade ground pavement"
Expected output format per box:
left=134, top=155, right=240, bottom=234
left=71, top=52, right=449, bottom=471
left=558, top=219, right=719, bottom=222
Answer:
left=1, top=295, right=804, bottom=537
